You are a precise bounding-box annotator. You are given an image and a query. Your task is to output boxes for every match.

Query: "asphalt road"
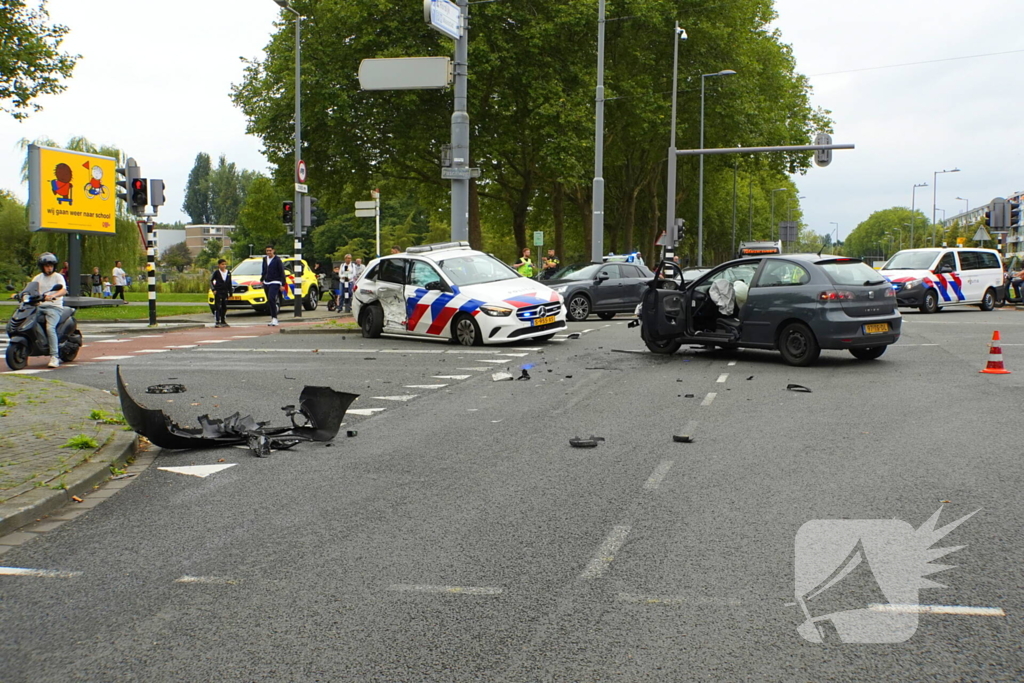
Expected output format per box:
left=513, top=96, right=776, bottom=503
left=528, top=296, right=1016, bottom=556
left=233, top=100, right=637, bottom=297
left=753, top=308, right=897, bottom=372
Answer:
left=1, top=310, right=1022, bottom=681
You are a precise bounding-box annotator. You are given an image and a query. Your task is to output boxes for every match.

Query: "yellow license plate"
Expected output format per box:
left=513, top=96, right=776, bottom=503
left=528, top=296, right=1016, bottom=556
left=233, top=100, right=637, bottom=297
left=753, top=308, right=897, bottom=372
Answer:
left=533, top=315, right=556, bottom=326
left=864, top=323, right=889, bottom=334
left=228, top=296, right=243, bottom=301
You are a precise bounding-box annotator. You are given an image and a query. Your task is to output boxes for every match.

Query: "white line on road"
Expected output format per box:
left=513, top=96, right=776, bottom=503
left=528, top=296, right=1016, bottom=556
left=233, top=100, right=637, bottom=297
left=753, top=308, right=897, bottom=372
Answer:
left=404, top=384, right=448, bottom=389
left=6, top=369, right=49, bottom=374
left=95, top=356, right=135, bottom=361
left=480, top=359, right=513, bottom=364
left=701, top=392, right=717, bottom=406
left=174, top=575, right=240, bottom=585
left=727, top=361, right=737, bottom=366
left=643, top=460, right=675, bottom=491
left=446, top=349, right=496, bottom=354
left=231, top=335, right=259, bottom=338
left=196, top=339, right=231, bottom=344
left=433, top=375, right=471, bottom=380
left=456, top=367, right=489, bottom=371
left=380, top=349, right=445, bottom=354
left=132, top=349, right=168, bottom=353
left=94, top=339, right=130, bottom=343
left=347, top=408, right=387, bottom=416
left=616, top=593, right=743, bottom=606
left=165, top=345, right=197, bottom=349
left=716, top=373, right=728, bottom=383
left=581, top=329, right=595, bottom=334
left=371, top=395, right=418, bottom=401
left=868, top=604, right=1005, bottom=616
left=0, top=567, right=81, bottom=578
left=494, top=352, right=529, bottom=357
left=580, top=525, right=631, bottom=580
left=388, top=584, right=503, bottom=595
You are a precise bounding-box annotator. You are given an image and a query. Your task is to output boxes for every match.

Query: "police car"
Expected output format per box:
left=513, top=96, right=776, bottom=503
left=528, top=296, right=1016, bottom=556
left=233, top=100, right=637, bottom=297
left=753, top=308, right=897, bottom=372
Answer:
left=352, top=242, right=567, bottom=345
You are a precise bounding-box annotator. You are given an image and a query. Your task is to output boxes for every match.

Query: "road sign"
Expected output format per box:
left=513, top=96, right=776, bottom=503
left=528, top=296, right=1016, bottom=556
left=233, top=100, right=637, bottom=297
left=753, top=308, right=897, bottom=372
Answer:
left=358, top=57, right=452, bottom=91
left=355, top=200, right=376, bottom=210
left=27, top=145, right=118, bottom=234
left=441, top=167, right=481, bottom=179
left=424, top=0, right=462, bottom=40
left=779, top=221, right=798, bottom=242
left=297, top=160, right=307, bottom=183
left=533, top=231, right=544, bottom=247
left=973, top=227, right=992, bottom=242
left=813, top=132, right=833, bottom=167
left=295, top=183, right=308, bottom=193
left=656, top=231, right=671, bottom=246
left=355, top=209, right=376, bottom=218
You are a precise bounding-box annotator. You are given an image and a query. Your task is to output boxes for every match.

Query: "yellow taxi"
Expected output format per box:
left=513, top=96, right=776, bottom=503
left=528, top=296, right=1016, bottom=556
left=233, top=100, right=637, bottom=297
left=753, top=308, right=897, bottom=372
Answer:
left=207, top=256, right=321, bottom=314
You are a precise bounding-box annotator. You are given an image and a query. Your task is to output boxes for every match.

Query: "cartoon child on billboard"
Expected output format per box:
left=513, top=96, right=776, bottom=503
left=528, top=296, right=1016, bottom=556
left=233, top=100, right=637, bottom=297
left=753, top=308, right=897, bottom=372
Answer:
left=83, top=161, right=108, bottom=200
left=51, top=162, right=73, bottom=205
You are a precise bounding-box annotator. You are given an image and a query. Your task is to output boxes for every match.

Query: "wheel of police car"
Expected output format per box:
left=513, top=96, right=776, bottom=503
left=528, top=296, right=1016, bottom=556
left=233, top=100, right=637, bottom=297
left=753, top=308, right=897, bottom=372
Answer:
left=978, top=288, right=996, bottom=312
left=849, top=346, right=886, bottom=361
left=360, top=304, right=383, bottom=338
left=452, top=313, right=483, bottom=346
left=778, top=322, right=821, bottom=367
left=5, top=342, right=28, bottom=370
left=566, top=294, right=591, bottom=322
left=920, top=290, right=941, bottom=314
left=303, top=286, right=320, bottom=311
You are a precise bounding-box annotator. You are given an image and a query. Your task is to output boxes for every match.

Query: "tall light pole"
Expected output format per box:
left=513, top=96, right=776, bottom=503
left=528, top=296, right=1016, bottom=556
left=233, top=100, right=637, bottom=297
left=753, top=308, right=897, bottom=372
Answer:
left=910, top=182, right=927, bottom=248
left=787, top=194, right=805, bottom=221
left=932, top=168, right=960, bottom=246
left=830, top=221, right=839, bottom=249
left=956, top=196, right=969, bottom=218
left=591, top=0, right=607, bottom=263
left=698, top=69, right=736, bottom=266
left=275, top=0, right=303, bottom=317
left=664, top=22, right=687, bottom=261
left=769, top=188, right=786, bottom=241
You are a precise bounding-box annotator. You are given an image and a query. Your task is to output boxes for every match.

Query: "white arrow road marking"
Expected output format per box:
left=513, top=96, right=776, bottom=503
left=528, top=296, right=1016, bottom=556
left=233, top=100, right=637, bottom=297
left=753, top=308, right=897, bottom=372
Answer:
left=347, top=408, right=388, bottom=416
left=157, top=464, right=237, bottom=478
left=371, top=395, right=418, bottom=401
left=404, top=384, right=448, bottom=389
left=433, top=375, right=471, bottom=380
left=0, top=567, right=81, bottom=578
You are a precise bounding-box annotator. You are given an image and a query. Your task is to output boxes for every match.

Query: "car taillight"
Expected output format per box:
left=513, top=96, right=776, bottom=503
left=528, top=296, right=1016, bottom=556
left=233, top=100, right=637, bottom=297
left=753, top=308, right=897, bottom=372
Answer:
left=883, top=287, right=894, bottom=297
left=819, top=290, right=855, bottom=301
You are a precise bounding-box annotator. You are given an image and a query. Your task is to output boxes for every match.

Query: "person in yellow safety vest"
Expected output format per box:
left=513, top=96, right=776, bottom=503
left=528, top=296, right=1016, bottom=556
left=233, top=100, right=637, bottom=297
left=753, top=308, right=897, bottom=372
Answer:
left=514, top=248, right=534, bottom=277
left=542, top=248, right=560, bottom=276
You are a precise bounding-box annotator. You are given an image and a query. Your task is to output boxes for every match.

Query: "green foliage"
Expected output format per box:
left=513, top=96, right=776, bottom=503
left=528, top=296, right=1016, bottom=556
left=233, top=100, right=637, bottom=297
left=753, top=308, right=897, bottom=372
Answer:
left=161, top=242, right=193, bottom=273
left=0, top=1, right=79, bottom=120
left=61, top=434, right=98, bottom=450
left=210, top=155, right=243, bottom=225
left=183, top=153, right=213, bottom=224
left=230, top=175, right=289, bottom=260
left=0, top=191, right=32, bottom=279
left=90, top=409, right=126, bottom=425
left=195, top=238, right=224, bottom=270
left=844, top=207, right=945, bottom=261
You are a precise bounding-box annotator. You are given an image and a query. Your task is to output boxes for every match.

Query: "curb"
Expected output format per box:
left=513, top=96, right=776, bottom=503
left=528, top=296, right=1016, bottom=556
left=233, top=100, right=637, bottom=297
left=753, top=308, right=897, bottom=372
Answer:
left=280, top=324, right=358, bottom=335
left=0, top=429, right=138, bottom=537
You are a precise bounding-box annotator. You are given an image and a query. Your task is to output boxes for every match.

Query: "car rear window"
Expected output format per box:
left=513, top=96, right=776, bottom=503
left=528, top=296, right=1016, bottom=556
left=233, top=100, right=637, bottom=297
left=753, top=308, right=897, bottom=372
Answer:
left=819, top=260, right=887, bottom=285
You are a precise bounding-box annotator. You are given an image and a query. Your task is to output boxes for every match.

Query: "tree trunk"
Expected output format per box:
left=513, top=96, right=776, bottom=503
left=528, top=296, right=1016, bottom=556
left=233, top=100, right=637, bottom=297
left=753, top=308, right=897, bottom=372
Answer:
left=568, top=186, right=592, bottom=260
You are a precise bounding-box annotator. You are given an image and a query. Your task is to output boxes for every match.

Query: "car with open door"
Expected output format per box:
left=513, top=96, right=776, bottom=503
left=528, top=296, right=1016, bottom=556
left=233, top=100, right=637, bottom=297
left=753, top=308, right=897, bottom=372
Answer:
left=635, top=254, right=902, bottom=366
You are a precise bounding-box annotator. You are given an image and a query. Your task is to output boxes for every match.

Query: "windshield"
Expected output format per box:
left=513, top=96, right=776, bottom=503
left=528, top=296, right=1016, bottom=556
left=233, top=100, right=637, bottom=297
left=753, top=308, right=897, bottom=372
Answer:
left=20, top=281, right=41, bottom=297
left=231, top=260, right=264, bottom=276
left=883, top=250, right=939, bottom=270
left=548, top=263, right=594, bottom=279
left=557, top=264, right=607, bottom=281
left=819, top=260, right=887, bottom=285
left=437, top=254, right=520, bottom=286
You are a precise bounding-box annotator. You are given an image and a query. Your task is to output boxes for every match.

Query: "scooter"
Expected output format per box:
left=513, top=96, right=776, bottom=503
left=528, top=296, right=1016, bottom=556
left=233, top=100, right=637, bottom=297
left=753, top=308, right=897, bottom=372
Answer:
left=5, top=281, right=83, bottom=370
left=994, top=274, right=1023, bottom=308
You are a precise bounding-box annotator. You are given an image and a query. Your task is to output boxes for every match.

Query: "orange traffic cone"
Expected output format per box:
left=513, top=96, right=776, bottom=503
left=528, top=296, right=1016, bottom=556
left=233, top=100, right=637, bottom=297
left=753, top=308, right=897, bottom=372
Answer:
left=980, top=331, right=1012, bottom=374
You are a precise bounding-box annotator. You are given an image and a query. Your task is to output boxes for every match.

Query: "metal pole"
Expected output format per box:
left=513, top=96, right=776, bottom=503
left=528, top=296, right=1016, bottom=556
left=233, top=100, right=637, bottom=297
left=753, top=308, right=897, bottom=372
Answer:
left=910, top=184, right=918, bottom=248
left=375, top=189, right=381, bottom=258
left=450, top=0, right=470, bottom=241
left=147, top=216, right=156, bottom=326
left=665, top=22, right=684, bottom=259
left=292, top=10, right=303, bottom=317
left=932, top=171, right=938, bottom=247
left=731, top=160, right=737, bottom=257
left=591, top=0, right=606, bottom=263
left=747, top=181, right=753, bottom=240
left=698, top=75, right=706, bottom=267
left=770, top=191, right=776, bottom=242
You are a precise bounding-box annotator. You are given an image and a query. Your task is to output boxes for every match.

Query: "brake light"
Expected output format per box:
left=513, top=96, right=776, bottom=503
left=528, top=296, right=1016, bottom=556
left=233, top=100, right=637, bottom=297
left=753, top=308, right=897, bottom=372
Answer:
left=819, top=290, right=855, bottom=301
left=883, top=287, right=894, bottom=297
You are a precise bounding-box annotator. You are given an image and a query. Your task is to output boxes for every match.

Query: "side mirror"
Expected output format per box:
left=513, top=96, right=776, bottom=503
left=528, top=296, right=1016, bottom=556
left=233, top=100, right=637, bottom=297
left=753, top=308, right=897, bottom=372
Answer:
left=50, top=284, right=62, bottom=291
left=596, top=272, right=610, bottom=283
left=424, top=280, right=443, bottom=291
left=937, top=265, right=954, bottom=274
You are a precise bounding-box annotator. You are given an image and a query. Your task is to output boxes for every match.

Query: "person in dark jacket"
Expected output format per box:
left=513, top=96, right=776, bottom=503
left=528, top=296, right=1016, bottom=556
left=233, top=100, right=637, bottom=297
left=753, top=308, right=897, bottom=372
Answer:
left=260, top=245, right=285, bottom=326
left=210, top=259, right=233, bottom=327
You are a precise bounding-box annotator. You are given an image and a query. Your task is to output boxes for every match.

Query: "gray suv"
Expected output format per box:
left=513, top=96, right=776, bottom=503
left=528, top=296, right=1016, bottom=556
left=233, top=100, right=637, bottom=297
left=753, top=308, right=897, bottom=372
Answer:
left=637, top=254, right=902, bottom=366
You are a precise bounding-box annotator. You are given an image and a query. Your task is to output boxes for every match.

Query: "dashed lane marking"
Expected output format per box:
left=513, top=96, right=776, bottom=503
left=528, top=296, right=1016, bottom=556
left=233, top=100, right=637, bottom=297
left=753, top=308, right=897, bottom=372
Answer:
left=580, top=525, right=631, bottom=580
left=388, top=584, right=503, bottom=596
left=457, top=367, right=489, bottom=371
left=616, top=593, right=743, bottom=606
left=433, top=375, right=471, bottom=380
left=174, top=575, right=240, bottom=585
left=727, top=361, right=737, bottom=366
left=480, top=359, right=513, bottom=364
left=6, top=369, right=50, bottom=375
left=165, top=345, right=198, bottom=349
left=0, top=567, right=81, bottom=578
left=868, top=604, right=1005, bottom=616
left=371, top=395, right=418, bottom=401
left=643, top=460, right=675, bottom=491
left=716, top=373, right=729, bottom=383
left=701, top=392, right=717, bottom=407
left=196, top=339, right=231, bottom=344
left=95, top=339, right=131, bottom=343
left=404, top=384, right=448, bottom=389
left=132, top=349, right=168, bottom=353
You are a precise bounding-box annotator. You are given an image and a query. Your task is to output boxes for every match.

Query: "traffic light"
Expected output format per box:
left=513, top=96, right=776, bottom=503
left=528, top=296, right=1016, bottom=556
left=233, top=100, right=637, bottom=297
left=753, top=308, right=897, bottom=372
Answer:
left=116, top=161, right=141, bottom=210
left=670, top=218, right=685, bottom=243
left=130, top=177, right=148, bottom=213
left=1008, top=200, right=1021, bottom=228
left=149, top=179, right=166, bottom=208
left=282, top=201, right=294, bottom=224
left=304, top=196, right=321, bottom=229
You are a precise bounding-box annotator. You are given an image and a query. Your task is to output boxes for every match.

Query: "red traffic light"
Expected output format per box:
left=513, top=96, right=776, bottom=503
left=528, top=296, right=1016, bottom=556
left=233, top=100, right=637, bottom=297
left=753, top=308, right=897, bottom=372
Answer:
left=131, top=179, right=145, bottom=191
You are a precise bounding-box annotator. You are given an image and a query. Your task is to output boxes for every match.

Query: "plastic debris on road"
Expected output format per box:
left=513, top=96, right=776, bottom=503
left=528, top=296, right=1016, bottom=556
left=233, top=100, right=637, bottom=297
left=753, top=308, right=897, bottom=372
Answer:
left=569, top=435, right=605, bottom=448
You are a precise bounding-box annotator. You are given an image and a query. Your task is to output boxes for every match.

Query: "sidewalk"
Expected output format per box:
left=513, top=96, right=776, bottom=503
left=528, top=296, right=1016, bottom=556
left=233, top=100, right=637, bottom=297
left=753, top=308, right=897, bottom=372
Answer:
left=0, top=373, right=137, bottom=536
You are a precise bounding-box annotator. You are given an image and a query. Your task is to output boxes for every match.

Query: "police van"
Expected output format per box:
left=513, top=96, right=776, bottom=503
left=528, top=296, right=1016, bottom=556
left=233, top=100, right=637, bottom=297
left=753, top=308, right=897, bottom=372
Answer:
left=879, top=247, right=1003, bottom=313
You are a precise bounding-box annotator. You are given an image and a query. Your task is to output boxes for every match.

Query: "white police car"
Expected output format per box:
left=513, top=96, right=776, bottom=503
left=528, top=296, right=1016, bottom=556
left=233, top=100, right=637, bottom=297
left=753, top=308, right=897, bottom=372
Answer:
left=352, top=242, right=567, bottom=345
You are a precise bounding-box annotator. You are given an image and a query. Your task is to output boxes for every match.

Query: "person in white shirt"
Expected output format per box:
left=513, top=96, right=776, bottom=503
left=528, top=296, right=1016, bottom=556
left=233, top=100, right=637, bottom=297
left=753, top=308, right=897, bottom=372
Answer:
left=30, top=253, right=68, bottom=368
left=338, top=254, right=359, bottom=313
left=112, top=260, right=127, bottom=300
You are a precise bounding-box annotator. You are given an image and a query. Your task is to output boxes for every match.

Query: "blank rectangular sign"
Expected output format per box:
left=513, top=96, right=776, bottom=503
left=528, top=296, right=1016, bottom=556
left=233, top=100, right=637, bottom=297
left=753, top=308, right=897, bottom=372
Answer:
left=359, top=57, right=452, bottom=91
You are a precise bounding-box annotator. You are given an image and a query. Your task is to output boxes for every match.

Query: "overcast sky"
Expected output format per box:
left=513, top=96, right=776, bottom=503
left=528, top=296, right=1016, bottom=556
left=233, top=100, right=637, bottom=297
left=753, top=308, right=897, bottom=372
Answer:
left=1, top=0, right=1021, bottom=244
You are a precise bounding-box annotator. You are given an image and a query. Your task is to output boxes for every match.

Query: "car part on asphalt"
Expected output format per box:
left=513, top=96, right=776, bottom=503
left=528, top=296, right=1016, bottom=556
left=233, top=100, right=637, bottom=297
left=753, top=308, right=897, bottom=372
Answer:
left=786, top=383, right=812, bottom=393
left=146, top=384, right=187, bottom=394
left=491, top=371, right=514, bottom=381
left=117, top=366, right=358, bottom=456
left=569, top=435, right=605, bottom=448
left=672, top=434, right=694, bottom=443
left=516, top=369, right=531, bottom=380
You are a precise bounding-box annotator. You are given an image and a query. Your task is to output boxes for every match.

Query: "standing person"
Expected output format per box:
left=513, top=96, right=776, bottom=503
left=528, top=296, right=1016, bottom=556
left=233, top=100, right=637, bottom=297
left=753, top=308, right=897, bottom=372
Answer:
left=31, top=253, right=68, bottom=368
left=329, top=264, right=341, bottom=310
left=90, top=267, right=102, bottom=297
left=542, top=249, right=560, bottom=277
left=210, top=258, right=233, bottom=327
left=514, top=248, right=534, bottom=277
left=112, top=260, right=127, bottom=300
left=102, top=276, right=112, bottom=298
left=353, top=257, right=365, bottom=281
left=339, top=253, right=358, bottom=313
left=60, top=261, right=69, bottom=278
left=260, top=245, right=285, bottom=326
left=390, top=246, right=401, bottom=255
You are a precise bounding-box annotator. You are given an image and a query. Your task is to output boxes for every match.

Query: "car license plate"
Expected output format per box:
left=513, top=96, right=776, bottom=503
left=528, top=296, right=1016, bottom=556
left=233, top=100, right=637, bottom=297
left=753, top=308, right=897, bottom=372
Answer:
left=228, top=296, right=242, bottom=301
left=864, top=323, right=889, bottom=334
left=533, top=315, right=556, bottom=326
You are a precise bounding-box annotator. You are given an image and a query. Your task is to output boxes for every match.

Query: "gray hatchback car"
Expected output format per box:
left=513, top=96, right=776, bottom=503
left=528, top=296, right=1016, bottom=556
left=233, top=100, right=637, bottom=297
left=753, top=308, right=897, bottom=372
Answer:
left=637, top=254, right=902, bottom=366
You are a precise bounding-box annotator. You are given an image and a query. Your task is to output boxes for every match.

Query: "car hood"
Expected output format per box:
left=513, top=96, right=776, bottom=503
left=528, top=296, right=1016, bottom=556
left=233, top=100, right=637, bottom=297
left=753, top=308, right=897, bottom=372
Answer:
left=457, top=278, right=561, bottom=306
left=542, top=278, right=589, bottom=287
left=879, top=269, right=934, bottom=282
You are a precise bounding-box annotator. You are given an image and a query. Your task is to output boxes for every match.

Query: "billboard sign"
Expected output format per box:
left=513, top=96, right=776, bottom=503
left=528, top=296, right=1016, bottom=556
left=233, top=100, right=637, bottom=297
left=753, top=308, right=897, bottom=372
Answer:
left=28, top=145, right=118, bottom=234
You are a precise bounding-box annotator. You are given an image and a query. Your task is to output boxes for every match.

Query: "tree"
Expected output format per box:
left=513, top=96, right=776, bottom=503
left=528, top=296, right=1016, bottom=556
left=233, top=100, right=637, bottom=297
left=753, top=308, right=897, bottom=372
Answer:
left=162, top=242, right=193, bottom=273
left=210, top=155, right=243, bottom=225
left=0, top=1, right=78, bottom=120
left=230, top=175, right=288, bottom=260
left=0, top=191, right=32, bottom=285
left=195, top=238, right=223, bottom=270
left=183, top=153, right=213, bottom=224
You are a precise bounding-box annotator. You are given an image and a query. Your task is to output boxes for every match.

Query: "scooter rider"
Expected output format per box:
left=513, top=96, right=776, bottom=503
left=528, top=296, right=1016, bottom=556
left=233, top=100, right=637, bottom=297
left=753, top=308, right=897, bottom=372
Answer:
left=31, top=252, right=68, bottom=368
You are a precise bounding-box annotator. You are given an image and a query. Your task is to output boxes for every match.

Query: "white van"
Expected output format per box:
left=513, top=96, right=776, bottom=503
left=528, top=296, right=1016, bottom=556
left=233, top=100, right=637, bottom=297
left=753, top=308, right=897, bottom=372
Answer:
left=880, top=247, right=1003, bottom=313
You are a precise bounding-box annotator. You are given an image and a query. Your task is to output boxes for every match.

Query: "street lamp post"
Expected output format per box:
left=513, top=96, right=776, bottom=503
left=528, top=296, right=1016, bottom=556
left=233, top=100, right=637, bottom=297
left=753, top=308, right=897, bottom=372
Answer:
left=956, top=196, right=969, bottom=218
left=591, top=0, right=607, bottom=264
left=275, top=0, right=303, bottom=317
left=910, top=182, right=927, bottom=248
left=830, top=221, right=839, bottom=250
left=664, top=22, right=687, bottom=262
left=698, top=69, right=736, bottom=266
left=769, top=188, right=786, bottom=241
left=932, top=168, right=960, bottom=246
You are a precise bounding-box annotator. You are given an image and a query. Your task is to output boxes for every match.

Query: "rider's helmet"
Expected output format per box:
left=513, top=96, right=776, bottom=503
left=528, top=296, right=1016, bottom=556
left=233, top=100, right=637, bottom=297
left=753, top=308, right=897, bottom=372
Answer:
left=38, top=252, right=58, bottom=272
